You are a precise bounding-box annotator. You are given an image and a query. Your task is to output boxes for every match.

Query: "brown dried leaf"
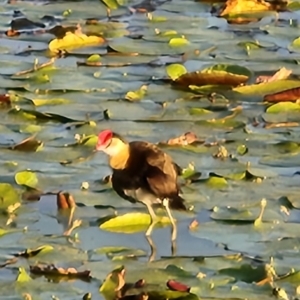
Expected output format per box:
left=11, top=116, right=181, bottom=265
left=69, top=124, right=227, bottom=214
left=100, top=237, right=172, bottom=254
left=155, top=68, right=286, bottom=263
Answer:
left=30, top=263, right=91, bottom=279
left=0, top=257, right=18, bottom=268
left=134, top=279, right=145, bottom=288
left=9, top=135, right=43, bottom=152
left=264, top=87, right=300, bottom=102
left=164, top=132, right=199, bottom=146
left=13, top=245, right=53, bottom=258
left=189, top=219, right=199, bottom=230
left=166, top=280, right=191, bottom=292
left=256, top=67, right=292, bottom=83
left=0, top=94, right=11, bottom=107
left=174, top=72, right=248, bottom=88
left=5, top=29, right=20, bottom=37
left=116, top=269, right=126, bottom=292
left=22, top=188, right=43, bottom=201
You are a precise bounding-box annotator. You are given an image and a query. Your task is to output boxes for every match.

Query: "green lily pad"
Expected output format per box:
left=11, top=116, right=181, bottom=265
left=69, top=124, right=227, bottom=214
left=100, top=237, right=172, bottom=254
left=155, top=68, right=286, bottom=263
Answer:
left=266, top=102, right=300, bottom=113
left=100, top=212, right=171, bottom=233
left=15, top=170, right=38, bottom=189
left=211, top=206, right=257, bottom=223
left=202, top=64, right=252, bottom=78
left=169, top=37, right=190, bottom=47
left=16, top=267, right=31, bottom=283
left=218, top=264, right=267, bottom=283
left=0, top=183, right=20, bottom=210
left=166, top=64, right=187, bottom=80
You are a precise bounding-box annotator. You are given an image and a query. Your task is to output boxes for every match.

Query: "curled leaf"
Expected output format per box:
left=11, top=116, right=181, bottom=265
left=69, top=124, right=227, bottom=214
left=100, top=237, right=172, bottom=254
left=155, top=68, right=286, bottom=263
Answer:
left=9, top=135, right=43, bottom=152
left=163, top=132, right=199, bottom=146
left=166, top=280, right=191, bottom=292
left=16, top=267, right=31, bottom=283
left=30, top=263, right=91, bottom=279
left=264, top=87, right=300, bottom=103
left=13, top=245, right=54, bottom=258
left=49, top=29, right=105, bottom=52
left=256, top=67, right=292, bottom=83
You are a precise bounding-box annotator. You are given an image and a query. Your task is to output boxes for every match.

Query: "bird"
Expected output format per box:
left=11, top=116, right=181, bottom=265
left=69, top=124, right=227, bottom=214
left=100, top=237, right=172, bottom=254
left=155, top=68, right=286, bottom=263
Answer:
left=96, top=129, right=187, bottom=241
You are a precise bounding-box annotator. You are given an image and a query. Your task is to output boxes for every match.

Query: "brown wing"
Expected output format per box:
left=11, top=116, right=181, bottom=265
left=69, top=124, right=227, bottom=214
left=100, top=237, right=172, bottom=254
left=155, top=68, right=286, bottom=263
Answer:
left=139, top=142, right=180, bottom=198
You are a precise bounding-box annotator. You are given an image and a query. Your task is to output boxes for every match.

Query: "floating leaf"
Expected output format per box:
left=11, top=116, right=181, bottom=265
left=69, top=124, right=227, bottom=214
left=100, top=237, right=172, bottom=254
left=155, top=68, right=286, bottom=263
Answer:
left=205, top=175, right=228, bottom=188
left=49, top=32, right=105, bottom=52
left=0, top=94, right=11, bottom=107
left=265, top=88, right=300, bottom=103
left=0, top=183, right=20, bottom=210
left=211, top=206, right=256, bottom=223
left=16, top=267, right=31, bottom=283
left=291, top=37, right=300, bottom=48
left=181, top=164, right=201, bottom=181
left=31, top=97, right=70, bottom=106
left=233, top=80, right=300, bottom=95
left=9, top=135, right=43, bottom=152
left=87, top=54, right=102, bottom=63
left=169, top=37, right=189, bottom=47
left=30, top=263, right=91, bottom=279
left=266, top=102, right=300, bottom=113
left=125, top=85, right=147, bottom=101
left=237, top=144, right=248, bottom=155
left=167, top=280, right=191, bottom=292
left=202, top=64, right=252, bottom=78
left=0, top=228, right=10, bottom=237
left=218, top=263, right=267, bottom=283
left=9, top=107, right=81, bottom=123
left=95, top=246, right=146, bottom=259
left=101, top=0, right=121, bottom=10
left=256, top=67, right=292, bottom=84
left=161, top=132, right=200, bottom=146
left=100, top=266, right=126, bottom=295
left=15, top=170, right=38, bottom=189
left=166, top=64, right=187, bottom=81
left=100, top=212, right=170, bottom=233
left=174, top=71, right=248, bottom=88
left=14, top=245, right=54, bottom=258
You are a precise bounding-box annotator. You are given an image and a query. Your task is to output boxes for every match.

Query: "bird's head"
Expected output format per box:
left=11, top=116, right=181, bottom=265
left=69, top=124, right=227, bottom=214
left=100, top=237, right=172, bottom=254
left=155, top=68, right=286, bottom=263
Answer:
left=96, top=129, right=128, bottom=157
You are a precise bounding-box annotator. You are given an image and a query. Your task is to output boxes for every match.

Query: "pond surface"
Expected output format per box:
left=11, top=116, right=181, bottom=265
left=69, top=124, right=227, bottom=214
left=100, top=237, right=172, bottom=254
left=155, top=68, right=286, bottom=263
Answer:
left=1, top=0, right=300, bottom=299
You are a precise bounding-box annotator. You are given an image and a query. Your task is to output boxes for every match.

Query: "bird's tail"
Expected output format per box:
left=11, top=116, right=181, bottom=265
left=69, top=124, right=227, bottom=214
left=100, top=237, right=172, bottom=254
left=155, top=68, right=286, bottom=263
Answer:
left=169, top=195, right=187, bottom=211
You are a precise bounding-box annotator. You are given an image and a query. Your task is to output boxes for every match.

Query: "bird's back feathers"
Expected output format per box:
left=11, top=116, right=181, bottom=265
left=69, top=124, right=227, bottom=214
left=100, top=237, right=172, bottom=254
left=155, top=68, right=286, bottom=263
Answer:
left=110, top=141, right=187, bottom=211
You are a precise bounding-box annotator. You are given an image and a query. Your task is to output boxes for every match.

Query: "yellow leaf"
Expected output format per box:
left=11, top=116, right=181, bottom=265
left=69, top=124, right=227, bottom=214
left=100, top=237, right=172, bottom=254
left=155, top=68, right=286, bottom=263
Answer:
left=49, top=32, right=105, bottom=52
left=100, top=212, right=171, bottom=233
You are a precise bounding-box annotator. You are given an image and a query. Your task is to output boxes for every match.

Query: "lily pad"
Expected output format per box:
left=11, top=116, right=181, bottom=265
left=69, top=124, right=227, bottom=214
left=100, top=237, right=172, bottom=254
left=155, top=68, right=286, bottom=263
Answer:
left=0, top=183, right=20, bottom=210
left=100, top=212, right=171, bottom=233
left=15, top=170, right=38, bottom=189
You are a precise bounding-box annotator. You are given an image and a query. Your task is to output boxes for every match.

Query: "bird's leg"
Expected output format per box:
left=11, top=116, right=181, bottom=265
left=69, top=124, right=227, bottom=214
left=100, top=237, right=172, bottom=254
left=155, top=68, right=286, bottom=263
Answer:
left=162, top=198, right=177, bottom=242
left=145, top=235, right=157, bottom=262
left=144, top=202, right=158, bottom=237
left=106, top=8, right=111, bottom=20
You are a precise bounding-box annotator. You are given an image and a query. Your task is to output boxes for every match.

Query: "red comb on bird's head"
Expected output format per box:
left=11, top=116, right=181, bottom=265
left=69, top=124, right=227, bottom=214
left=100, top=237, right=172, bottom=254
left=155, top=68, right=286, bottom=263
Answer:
left=96, top=129, right=113, bottom=151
